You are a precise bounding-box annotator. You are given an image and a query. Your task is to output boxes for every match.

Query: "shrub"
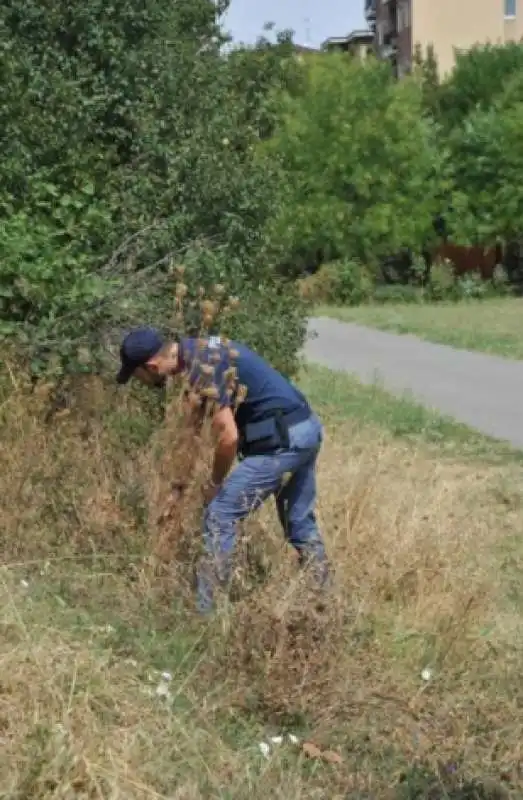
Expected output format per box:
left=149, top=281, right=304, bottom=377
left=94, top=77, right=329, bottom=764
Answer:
left=329, top=259, right=375, bottom=305
left=428, top=257, right=456, bottom=301
left=455, top=271, right=487, bottom=300
left=0, top=0, right=307, bottom=377
left=491, top=264, right=511, bottom=295
left=1, top=357, right=520, bottom=796
left=296, top=272, right=327, bottom=303
left=297, top=260, right=374, bottom=306
left=0, top=185, right=114, bottom=347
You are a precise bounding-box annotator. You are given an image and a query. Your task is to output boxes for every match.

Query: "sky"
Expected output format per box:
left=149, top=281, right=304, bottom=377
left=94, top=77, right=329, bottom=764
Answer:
left=222, top=0, right=366, bottom=49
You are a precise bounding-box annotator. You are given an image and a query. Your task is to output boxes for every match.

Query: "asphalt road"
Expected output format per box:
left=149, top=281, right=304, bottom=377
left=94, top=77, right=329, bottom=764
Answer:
left=305, top=316, right=523, bottom=448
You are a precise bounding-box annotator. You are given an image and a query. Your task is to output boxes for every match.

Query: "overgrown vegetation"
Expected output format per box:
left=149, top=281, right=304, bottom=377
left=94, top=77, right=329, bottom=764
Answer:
left=2, top=349, right=523, bottom=797
left=0, top=0, right=307, bottom=376
left=3, top=7, right=523, bottom=351
left=2, top=4, right=523, bottom=796
left=299, top=258, right=510, bottom=307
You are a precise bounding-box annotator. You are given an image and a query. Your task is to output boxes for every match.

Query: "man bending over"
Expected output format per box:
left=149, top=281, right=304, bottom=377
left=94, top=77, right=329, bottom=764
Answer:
left=116, top=326, right=330, bottom=612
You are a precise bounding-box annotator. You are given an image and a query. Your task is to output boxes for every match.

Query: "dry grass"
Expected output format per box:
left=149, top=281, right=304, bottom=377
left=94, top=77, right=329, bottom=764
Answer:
left=1, top=369, right=523, bottom=798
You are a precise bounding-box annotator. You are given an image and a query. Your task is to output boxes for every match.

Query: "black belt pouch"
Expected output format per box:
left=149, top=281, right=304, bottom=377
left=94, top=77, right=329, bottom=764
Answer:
left=241, top=411, right=290, bottom=456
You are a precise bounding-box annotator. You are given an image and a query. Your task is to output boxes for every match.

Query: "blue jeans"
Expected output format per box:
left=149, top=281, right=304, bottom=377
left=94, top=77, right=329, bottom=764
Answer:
left=196, top=414, right=329, bottom=613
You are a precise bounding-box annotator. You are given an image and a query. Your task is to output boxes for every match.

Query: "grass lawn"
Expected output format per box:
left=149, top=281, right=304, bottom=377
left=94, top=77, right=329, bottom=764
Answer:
left=2, top=366, right=523, bottom=798
left=316, top=296, right=523, bottom=360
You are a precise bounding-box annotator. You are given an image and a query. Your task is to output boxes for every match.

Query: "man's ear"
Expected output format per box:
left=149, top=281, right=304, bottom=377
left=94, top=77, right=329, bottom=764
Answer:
left=146, top=359, right=160, bottom=374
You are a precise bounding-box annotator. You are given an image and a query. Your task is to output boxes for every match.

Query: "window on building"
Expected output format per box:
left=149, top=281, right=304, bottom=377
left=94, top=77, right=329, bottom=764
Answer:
left=505, top=0, right=516, bottom=18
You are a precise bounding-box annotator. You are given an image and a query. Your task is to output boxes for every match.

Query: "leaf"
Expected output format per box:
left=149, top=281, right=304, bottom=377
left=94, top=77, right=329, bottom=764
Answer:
left=0, top=0, right=308, bottom=378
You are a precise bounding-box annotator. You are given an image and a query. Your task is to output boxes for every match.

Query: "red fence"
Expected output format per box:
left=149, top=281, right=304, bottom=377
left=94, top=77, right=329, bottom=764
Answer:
left=433, top=243, right=502, bottom=280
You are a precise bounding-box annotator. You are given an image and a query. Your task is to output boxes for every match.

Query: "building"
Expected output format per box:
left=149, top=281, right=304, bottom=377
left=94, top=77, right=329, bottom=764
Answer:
left=322, top=30, right=375, bottom=61
left=365, top=0, right=523, bottom=77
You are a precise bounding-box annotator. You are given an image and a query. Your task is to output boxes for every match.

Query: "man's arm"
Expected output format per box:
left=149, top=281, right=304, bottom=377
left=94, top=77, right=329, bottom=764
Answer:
left=210, top=406, right=239, bottom=486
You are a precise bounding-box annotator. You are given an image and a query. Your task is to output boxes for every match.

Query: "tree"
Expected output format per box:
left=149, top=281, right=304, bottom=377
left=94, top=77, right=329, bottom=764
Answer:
left=262, top=54, right=449, bottom=275
left=225, top=28, right=303, bottom=141
left=413, top=43, right=441, bottom=120
left=447, top=101, right=523, bottom=246
left=437, top=42, right=523, bottom=130
left=0, top=0, right=307, bottom=377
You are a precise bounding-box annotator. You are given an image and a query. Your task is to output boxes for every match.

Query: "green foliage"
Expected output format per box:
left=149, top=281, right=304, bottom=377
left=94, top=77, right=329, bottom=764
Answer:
left=323, top=256, right=510, bottom=307
left=428, top=258, right=455, bottom=301
left=170, top=244, right=309, bottom=378
left=0, top=0, right=307, bottom=376
left=426, top=260, right=506, bottom=303
left=296, top=260, right=375, bottom=307
left=322, top=260, right=375, bottom=305
left=0, top=181, right=114, bottom=332
left=225, top=28, right=304, bottom=141
left=264, top=55, right=449, bottom=275
left=447, top=102, right=523, bottom=244
left=491, top=264, right=510, bottom=294
left=413, top=43, right=441, bottom=119
left=3, top=10, right=523, bottom=370
left=222, top=281, right=308, bottom=379
left=414, top=41, right=523, bottom=251
left=437, top=42, right=523, bottom=130
left=454, top=271, right=488, bottom=300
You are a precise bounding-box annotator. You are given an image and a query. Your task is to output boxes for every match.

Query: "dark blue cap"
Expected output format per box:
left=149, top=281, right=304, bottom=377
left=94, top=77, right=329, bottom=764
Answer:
left=116, top=326, right=164, bottom=384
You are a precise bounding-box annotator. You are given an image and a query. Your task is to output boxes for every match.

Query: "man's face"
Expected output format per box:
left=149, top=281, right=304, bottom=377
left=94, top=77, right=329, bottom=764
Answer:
left=132, top=350, right=179, bottom=387
left=132, top=365, right=166, bottom=387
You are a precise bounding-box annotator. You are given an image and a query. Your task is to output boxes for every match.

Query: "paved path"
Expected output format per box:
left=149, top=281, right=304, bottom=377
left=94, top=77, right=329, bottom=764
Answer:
left=305, top=316, right=523, bottom=448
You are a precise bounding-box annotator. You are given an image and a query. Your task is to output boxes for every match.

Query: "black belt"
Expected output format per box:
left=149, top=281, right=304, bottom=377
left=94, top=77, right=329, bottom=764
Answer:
left=238, top=404, right=312, bottom=458
left=281, top=404, right=312, bottom=427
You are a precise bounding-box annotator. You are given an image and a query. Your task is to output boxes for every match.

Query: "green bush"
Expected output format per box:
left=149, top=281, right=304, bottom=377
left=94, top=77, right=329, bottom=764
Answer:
left=176, top=245, right=309, bottom=379
left=0, top=184, right=114, bottom=335
left=455, top=271, right=487, bottom=300
left=296, top=260, right=375, bottom=307
left=491, top=264, right=511, bottom=295
left=0, top=0, right=308, bottom=377
left=325, top=259, right=375, bottom=305
left=427, top=257, right=456, bottom=300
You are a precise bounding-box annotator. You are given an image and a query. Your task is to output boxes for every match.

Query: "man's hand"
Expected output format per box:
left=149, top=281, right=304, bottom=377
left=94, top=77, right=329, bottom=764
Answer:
left=203, top=480, right=220, bottom=505
left=156, top=481, right=186, bottom=525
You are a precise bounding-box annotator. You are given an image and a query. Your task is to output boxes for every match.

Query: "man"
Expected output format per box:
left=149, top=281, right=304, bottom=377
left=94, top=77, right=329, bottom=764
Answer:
left=116, top=326, right=330, bottom=612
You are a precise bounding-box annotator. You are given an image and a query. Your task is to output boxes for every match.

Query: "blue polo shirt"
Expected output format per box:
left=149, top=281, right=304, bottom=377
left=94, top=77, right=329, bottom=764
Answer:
left=179, top=336, right=309, bottom=430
